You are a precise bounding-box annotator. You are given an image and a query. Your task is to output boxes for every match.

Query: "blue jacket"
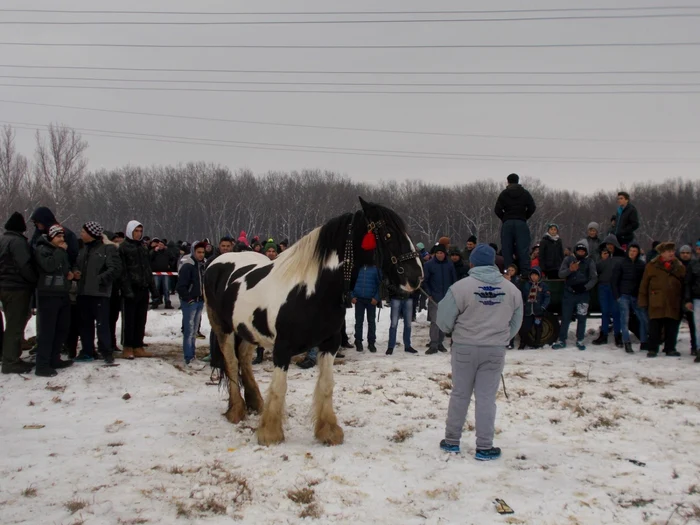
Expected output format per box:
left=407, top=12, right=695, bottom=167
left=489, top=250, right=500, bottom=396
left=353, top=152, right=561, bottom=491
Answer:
left=521, top=280, right=551, bottom=317
left=423, top=257, right=457, bottom=302
left=177, top=255, right=205, bottom=302
left=352, top=265, right=382, bottom=302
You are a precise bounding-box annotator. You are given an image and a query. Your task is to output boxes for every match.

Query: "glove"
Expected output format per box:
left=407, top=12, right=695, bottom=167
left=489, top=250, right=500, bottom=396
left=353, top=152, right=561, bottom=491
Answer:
left=572, top=284, right=587, bottom=294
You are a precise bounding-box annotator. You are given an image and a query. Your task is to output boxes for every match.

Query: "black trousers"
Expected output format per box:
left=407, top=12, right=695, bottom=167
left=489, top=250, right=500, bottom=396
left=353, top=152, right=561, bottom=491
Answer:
left=78, top=296, right=112, bottom=357
left=109, top=287, right=122, bottom=349
left=519, top=315, right=543, bottom=347
left=36, top=295, right=70, bottom=370
left=648, top=317, right=681, bottom=353
left=0, top=289, right=32, bottom=368
left=684, top=311, right=697, bottom=351
left=123, top=288, right=149, bottom=348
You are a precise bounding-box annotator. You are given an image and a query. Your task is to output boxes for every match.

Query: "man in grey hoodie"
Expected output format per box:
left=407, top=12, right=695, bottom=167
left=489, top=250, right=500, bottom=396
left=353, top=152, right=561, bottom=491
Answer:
left=436, top=244, right=523, bottom=461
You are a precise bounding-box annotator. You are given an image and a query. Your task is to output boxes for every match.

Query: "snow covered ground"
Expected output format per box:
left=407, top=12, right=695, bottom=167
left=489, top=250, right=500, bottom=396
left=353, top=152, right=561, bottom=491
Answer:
left=2, top=300, right=700, bottom=525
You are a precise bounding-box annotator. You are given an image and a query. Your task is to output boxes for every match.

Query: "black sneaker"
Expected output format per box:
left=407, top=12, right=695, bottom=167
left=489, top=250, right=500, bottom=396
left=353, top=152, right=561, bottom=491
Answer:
left=506, top=343, right=514, bottom=350
left=426, top=347, right=438, bottom=355
left=297, top=356, right=316, bottom=369
left=614, top=334, right=624, bottom=348
left=104, top=354, right=115, bottom=364
left=341, top=341, right=354, bottom=349
left=368, top=343, right=377, bottom=353
left=35, top=367, right=58, bottom=377
left=475, top=447, right=502, bottom=461
left=592, top=333, right=608, bottom=346
left=386, top=348, right=394, bottom=355
left=355, top=341, right=363, bottom=352
left=624, top=342, right=634, bottom=354
left=52, top=359, right=74, bottom=369
left=665, top=351, right=681, bottom=357
left=438, top=344, right=448, bottom=353
left=647, top=352, right=658, bottom=358
left=404, top=347, right=418, bottom=354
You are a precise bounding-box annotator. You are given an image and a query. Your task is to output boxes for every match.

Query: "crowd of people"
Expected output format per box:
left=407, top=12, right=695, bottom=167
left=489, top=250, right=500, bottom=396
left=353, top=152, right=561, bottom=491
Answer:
left=1, top=176, right=698, bottom=380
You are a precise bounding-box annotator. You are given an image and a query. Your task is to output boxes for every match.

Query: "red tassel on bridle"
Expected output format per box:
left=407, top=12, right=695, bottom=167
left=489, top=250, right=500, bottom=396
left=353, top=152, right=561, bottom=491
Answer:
left=361, top=231, right=377, bottom=251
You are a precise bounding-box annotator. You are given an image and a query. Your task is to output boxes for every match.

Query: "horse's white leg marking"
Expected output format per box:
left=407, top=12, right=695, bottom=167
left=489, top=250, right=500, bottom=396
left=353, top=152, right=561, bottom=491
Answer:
left=257, top=367, right=287, bottom=445
left=238, top=341, right=264, bottom=413
left=312, top=352, right=344, bottom=446
left=221, top=333, right=246, bottom=424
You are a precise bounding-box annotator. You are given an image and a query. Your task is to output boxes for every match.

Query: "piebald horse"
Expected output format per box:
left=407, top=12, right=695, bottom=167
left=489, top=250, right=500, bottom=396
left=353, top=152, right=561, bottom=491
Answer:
left=204, top=198, right=423, bottom=445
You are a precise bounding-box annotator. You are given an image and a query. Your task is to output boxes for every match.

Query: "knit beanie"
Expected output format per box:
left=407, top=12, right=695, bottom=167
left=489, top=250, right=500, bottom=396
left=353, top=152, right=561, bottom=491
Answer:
left=438, top=236, right=450, bottom=247
left=467, top=235, right=477, bottom=244
left=470, top=243, right=496, bottom=267
left=264, top=241, right=277, bottom=253
left=416, top=242, right=425, bottom=251
left=83, top=221, right=104, bottom=239
left=48, top=224, right=65, bottom=239
left=680, top=245, right=692, bottom=254
left=4, top=211, right=26, bottom=233
left=587, top=222, right=600, bottom=232
left=434, top=244, right=448, bottom=256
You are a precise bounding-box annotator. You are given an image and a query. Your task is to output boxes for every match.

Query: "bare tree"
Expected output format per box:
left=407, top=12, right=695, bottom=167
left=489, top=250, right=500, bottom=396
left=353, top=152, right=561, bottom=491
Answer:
left=33, top=123, right=88, bottom=221
left=0, top=125, right=30, bottom=215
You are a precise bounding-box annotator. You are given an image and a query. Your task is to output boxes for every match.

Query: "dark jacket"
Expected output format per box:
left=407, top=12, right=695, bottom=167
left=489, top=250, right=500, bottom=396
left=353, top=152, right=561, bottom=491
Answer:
left=539, top=234, right=564, bottom=274
left=34, top=236, right=72, bottom=296
left=521, top=279, right=551, bottom=317
left=614, top=203, right=640, bottom=246
left=29, top=207, right=79, bottom=265
left=639, top=257, right=685, bottom=320
left=386, top=281, right=411, bottom=301
left=684, top=258, right=700, bottom=302
left=119, top=238, right=158, bottom=299
left=150, top=247, right=176, bottom=273
left=177, top=255, right=205, bottom=303
left=611, top=254, right=646, bottom=299
left=76, top=239, right=122, bottom=298
left=494, top=184, right=537, bottom=223
left=558, top=254, right=598, bottom=293
left=352, top=265, right=382, bottom=302
left=423, top=257, right=457, bottom=302
left=0, top=231, right=38, bottom=290
left=450, top=252, right=469, bottom=280
left=596, top=235, right=626, bottom=285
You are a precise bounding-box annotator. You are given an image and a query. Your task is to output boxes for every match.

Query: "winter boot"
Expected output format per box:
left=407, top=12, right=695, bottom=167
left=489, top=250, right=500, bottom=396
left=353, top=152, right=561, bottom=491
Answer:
left=624, top=342, right=634, bottom=354
left=297, top=356, right=316, bottom=369
left=52, top=358, right=74, bottom=369
left=592, top=332, right=608, bottom=346
left=104, top=353, right=115, bottom=364
left=164, top=302, right=173, bottom=310
left=475, top=447, right=502, bottom=461
left=440, top=439, right=460, bottom=453
left=438, top=343, right=448, bottom=353
left=426, top=346, right=439, bottom=355
left=252, top=348, right=264, bottom=365
left=386, top=347, right=394, bottom=355
left=133, top=347, right=154, bottom=358
left=368, top=343, right=377, bottom=353
left=355, top=340, right=363, bottom=352
left=122, top=347, right=135, bottom=360
left=404, top=347, right=418, bottom=354
left=647, top=351, right=658, bottom=358
left=665, top=350, right=681, bottom=357
left=341, top=340, right=354, bottom=349
left=35, top=367, right=58, bottom=378
left=614, top=334, right=624, bottom=348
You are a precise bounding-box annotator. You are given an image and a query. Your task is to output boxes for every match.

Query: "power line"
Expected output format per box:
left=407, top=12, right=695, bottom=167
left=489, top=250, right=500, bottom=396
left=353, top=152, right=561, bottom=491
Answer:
left=4, top=98, right=698, bottom=144
left=2, top=64, right=698, bottom=76
left=3, top=13, right=700, bottom=25
left=1, top=82, right=699, bottom=95
left=3, top=75, right=700, bottom=87
left=2, top=6, right=699, bottom=15
left=5, top=119, right=700, bottom=164
left=1, top=41, right=699, bottom=49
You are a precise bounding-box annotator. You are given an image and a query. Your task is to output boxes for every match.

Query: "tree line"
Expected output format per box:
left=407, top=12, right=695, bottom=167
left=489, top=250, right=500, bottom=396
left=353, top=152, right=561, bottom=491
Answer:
left=1, top=123, right=698, bottom=249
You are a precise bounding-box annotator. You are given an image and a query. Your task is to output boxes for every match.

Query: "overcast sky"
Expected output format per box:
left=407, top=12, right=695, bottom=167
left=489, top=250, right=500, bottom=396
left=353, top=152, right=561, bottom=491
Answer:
left=1, top=0, right=699, bottom=192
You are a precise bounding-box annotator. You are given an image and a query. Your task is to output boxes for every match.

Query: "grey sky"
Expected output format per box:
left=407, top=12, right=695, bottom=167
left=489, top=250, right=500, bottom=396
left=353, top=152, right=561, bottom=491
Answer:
left=1, top=0, right=699, bottom=192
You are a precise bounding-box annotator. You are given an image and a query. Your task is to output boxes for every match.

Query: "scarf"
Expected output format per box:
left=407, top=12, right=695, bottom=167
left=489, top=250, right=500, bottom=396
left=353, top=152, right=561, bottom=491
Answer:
left=528, top=282, right=541, bottom=303
left=663, top=260, right=673, bottom=271
left=546, top=233, right=560, bottom=242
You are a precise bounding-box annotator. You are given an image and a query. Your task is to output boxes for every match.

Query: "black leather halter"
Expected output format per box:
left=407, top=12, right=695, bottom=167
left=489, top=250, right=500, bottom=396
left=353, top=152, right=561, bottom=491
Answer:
left=367, top=219, right=420, bottom=275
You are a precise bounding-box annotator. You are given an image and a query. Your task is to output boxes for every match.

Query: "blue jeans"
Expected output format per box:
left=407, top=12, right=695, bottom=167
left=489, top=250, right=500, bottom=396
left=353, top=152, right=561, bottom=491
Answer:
left=618, top=295, right=648, bottom=343
left=559, top=290, right=589, bottom=343
left=501, top=220, right=531, bottom=276
left=389, top=298, right=413, bottom=349
left=598, top=284, right=621, bottom=335
left=154, top=275, right=170, bottom=304
left=182, top=300, right=204, bottom=362
left=354, top=298, right=377, bottom=344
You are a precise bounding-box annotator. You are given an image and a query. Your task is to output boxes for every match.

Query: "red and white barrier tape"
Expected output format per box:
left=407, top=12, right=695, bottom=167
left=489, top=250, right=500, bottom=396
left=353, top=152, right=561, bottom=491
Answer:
left=152, top=272, right=178, bottom=276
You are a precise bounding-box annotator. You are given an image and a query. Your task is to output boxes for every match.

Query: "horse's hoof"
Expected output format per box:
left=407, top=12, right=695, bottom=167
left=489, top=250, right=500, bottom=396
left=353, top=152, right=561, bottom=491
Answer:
left=245, top=393, right=264, bottom=414
left=224, top=405, right=247, bottom=424
left=257, top=426, right=285, bottom=446
left=315, top=422, right=344, bottom=446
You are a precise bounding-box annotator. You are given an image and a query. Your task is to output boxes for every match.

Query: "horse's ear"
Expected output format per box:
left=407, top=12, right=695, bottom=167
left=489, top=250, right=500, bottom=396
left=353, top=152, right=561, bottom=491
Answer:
left=359, top=196, right=372, bottom=213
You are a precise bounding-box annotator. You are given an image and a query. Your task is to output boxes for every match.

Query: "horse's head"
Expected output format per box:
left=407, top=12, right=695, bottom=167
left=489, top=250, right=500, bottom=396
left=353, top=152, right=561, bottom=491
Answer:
left=359, top=197, right=423, bottom=292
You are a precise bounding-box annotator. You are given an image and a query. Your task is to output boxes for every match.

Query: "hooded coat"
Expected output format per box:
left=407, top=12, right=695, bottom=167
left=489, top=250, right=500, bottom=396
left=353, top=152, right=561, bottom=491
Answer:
left=0, top=230, right=37, bottom=290
left=539, top=232, right=564, bottom=275
left=494, top=183, right=537, bottom=223
left=118, top=220, right=158, bottom=299
left=34, top=235, right=72, bottom=296
left=596, top=234, right=626, bottom=285
left=638, top=256, right=685, bottom=320
left=29, top=207, right=80, bottom=266
left=558, top=240, right=598, bottom=293
left=611, top=244, right=646, bottom=299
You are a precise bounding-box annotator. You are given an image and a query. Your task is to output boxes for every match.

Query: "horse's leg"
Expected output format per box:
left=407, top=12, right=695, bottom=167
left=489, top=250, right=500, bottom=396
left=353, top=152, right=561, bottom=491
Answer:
left=221, top=332, right=246, bottom=424
left=238, top=339, right=264, bottom=413
left=257, top=349, right=289, bottom=446
left=313, top=334, right=344, bottom=446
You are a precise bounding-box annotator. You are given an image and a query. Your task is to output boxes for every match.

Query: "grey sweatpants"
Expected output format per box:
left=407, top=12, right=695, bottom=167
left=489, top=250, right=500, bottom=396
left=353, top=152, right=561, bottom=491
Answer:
left=428, top=301, right=445, bottom=348
left=444, top=344, right=505, bottom=449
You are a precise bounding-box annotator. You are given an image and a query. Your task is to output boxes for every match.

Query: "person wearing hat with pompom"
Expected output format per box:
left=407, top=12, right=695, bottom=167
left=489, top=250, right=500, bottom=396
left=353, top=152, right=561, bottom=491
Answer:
left=264, top=240, right=278, bottom=261
left=0, top=211, right=37, bottom=374
left=423, top=244, right=457, bottom=354
left=436, top=243, right=523, bottom=460
left=74, top=221, right=122, bottom=364
left=33, top=224, right=75, bottom=376
left=351, top=232, right=382, bottom=353
left=639, top=241, right=685, bottom=358
left=552, top=241, right=598, bottom=350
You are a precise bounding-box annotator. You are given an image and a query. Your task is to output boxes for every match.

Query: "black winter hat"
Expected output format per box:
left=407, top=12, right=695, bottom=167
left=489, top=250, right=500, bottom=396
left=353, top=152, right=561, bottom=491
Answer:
left=434, top=244, right=448, bottom=255
left=507, top=173, right=519, bottom=184
left=4, top=211, right=26, bottom=233
left=467, top=235, right=477, bottom=244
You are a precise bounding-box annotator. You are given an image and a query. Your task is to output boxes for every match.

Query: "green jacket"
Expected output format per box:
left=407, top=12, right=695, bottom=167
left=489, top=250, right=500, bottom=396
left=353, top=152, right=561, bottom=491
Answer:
left=76, top=239, right=122, bottom=298
left=34, top=236, right=72, bottom=296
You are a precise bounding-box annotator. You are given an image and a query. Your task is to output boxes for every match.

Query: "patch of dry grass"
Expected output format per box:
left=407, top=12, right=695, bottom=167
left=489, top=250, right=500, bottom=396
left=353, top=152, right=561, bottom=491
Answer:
left=570, top=368, right=586, bottom=379
left=358, top=388, right=372, bottom=395
left=438, top=380, right=452, bottom=391
left=175, top=501, right=191, bottom=518
left=425, top=486, right=459, bottom=501
left=600, top=391, right=615, bottom=400
left=299, top=502, right=322, bottom=519
left=587, top=415, right=618, bottom=430
left=561, top=400, right=588, bottom=417
left=638, top=376, right=668, bottom=388
left=688, top=484, right=700, bottom=495
left=618, top=497, right=654, bottom=508
left=45, top=383, right=66, bottom=392
left=390, top=428, right=414, bottom=443
left=64, top=497, right=88, bottom=514
left=21, top=486, right=37, bottom=497
left=117, top=518, right=149, bottom=525
left=288, top=487, right=315, bottom=505
left=403, top=391, right=420, bottom=398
